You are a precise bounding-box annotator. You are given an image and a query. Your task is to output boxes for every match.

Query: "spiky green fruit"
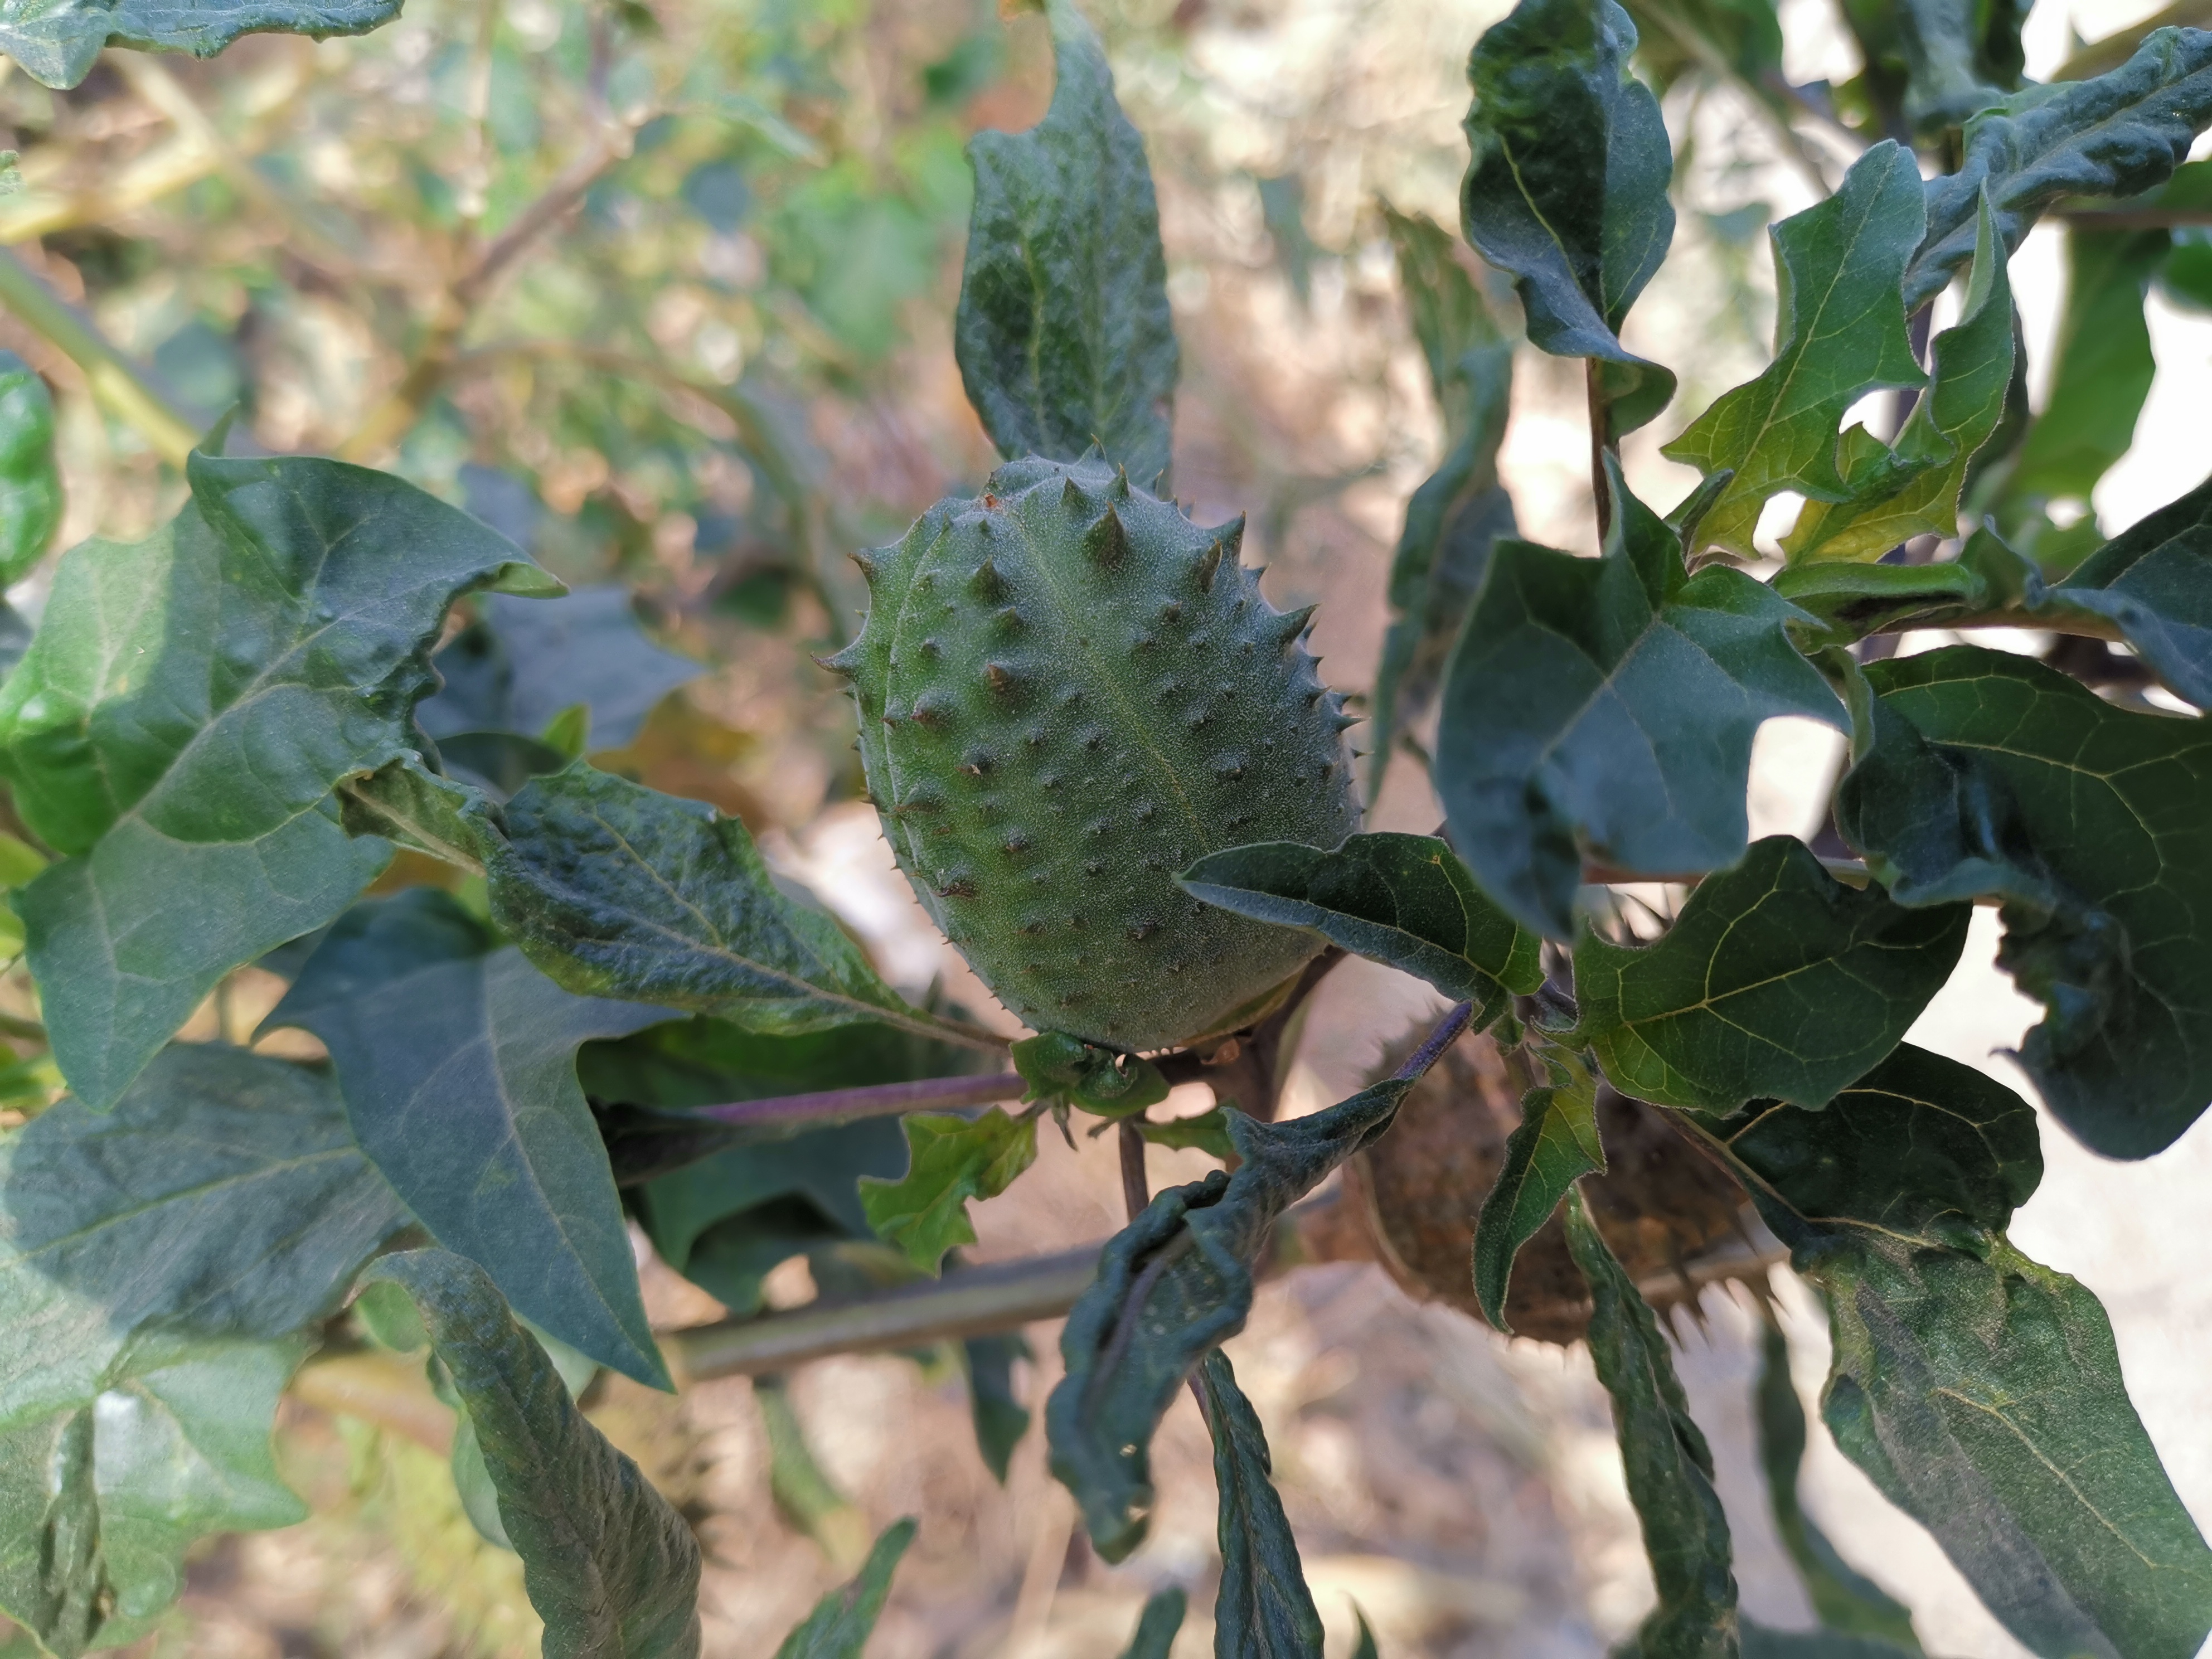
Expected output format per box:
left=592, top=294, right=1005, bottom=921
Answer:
left=826, top=453, right=1359, bottom=1050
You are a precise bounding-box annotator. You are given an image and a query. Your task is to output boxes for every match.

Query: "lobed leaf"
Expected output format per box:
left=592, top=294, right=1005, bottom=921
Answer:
left=1046, top=1003, right=1470, bottom=1560
left=1575, top=836, right=1969, bottom=1113
left=1471, top=1042, right=1604, bottom=1331
left=1838, top=646, right=2212, bottom=1157
left=1905, top=26, right=2212, bottom=309
left=420, top=586, right=702, bottom=754
left=1460, top=0, right=1676, bottom=433
left=1197, top=1350, right=1325, bottom=1659
left=1564, top=1188, right=1739, bottom=1657
left=1369, top=207, right=1517, bottom=795
left=772, top=1517, right=916, bottom=1659
left=0, top=0, right=401, bottom=89
left=859, top=1107, right=1039, bottom=1273
left=0, top=449, right=555, bottom=1109
left=1435, top=460, right=1840, bottom=939
left=1783, top=193, right=2014, bottom=564
left=954, top=0, right=1177, bottom=486
left=0, top=1045, right=406, bottom=1652
left=1664, top=142, right=1928, bottom=560
left=1179, top=832, right=1540, bottom=1022
left=0, top=351, right=58, bottom=585
left=270, top=889, right=676, bottom=1388
left=365, top=1250, right=704, bottom=1659
left=1753, top=1319, right=1922, bottom=1648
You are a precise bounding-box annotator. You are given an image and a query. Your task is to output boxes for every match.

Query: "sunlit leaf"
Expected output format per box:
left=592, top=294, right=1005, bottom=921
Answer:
left=0, top=351, right=58, bottom=584
left=860, top=1107, right=1039, bottom=1273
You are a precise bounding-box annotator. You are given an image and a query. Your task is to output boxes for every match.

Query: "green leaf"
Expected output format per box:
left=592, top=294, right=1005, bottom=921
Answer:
left=1783, top=193, right=2014, bottom=564
left=1046, top=1005, right=1469, bottom=1560
left=0, top=1045, right=405, bottom=1653
left=1370, top=207, right=1517, bottom=797
left=770, top=1516, right=915, bottom=1659
left=1575, top=836, right=1969, bottom=1113
left=0, top=0, right=400, bottom=89
left=1682, top=1051, right=2212, bottom=1656
left=1768, top=559, right=1988, bottom=648
left=860, top=1107, right=1039, bottom=1273
left=1350, top=1604, right=1380, bottom=1659
left=1739, top=1628, right=1919, bottom=1658
left=1011, top=1031, right=1169, bottom=1119
left=1471, top=1042, right=1604, bottom=1331
left=2029, top=471, right=2212, bottom=709
left=346, top=758, right=966, bottom=1048
left=1459, top=0, right=1677, bottom=433
left=1837, top=645, right=2212, bottom=1157
left=1435, top=463, right=1841, bottom=938
left=1134, top=1105, right=1235, bottom=1161
left=421, top=586, right=702, bottom=753
left=0, top=449, right=553, bottom=1110
left=1753, top=1318, right=1922, bottom=1648
left=1664, top=142, right=1928, bottom=560
left=0, top=351, right=58, bottom=584
left=1904, top=27, right=2212, bottom=309
left=1117, top=1587, right=1188, bottom=1659
left=963, top=1331, right=1031, bottom=1483
left=363, top=1249, right=704, bottom=1659
left=270, top=889, right=676, bottom=1389
left=1196, top=1350, right=1324, bottom=1659
left=1563, top=1188, right=1739, bottom=1658
left=1695, top=1043, right=2041, bottom=1245
left=1894, top=0, right=2025, bottom=133
left=1996, top=226, right=2162, bottom=520
left=0, top=1335, right=309, bottom=1658
left=954, top=0, right=1177, bottom=486
left=1180, top=832, right=1541, bottom=1020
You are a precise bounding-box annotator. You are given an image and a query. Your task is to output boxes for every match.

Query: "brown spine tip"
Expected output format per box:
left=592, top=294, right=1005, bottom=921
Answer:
left=851, top=550, right=878, bottom=583
left=1194, top=540, right=1223, bottom=592
left=813, top=647, right=858, bottom=677
left=935, top=875, right=979, bottom=899
left=1085, top=505, right=1130, bottom=568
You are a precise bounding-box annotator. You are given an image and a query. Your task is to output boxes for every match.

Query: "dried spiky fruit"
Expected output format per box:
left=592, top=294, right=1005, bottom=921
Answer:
left=827, top=453, right=1359, bottom=1049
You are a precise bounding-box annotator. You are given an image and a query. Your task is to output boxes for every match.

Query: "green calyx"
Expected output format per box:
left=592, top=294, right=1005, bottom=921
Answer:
left=827, top=452, right=1359, bottom=1051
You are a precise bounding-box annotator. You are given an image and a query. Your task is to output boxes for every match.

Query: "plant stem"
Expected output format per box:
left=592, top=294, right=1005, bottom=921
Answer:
left=0, top=250, right=201, bottom=464
left=690, top=1070, right=1023, bottom=1131
left=1587, top=360, right=1613, bottom=541
left=1118, top=1119, right=1149, bottom=1221
left=665, top=1245, right=1104, bottom=1383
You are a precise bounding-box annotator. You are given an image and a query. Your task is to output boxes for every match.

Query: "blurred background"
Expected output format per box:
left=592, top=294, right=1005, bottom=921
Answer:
left=1, top=0, right=2209, bottom=1652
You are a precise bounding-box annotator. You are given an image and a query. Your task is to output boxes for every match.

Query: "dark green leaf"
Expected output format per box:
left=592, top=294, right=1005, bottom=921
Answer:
left=1563, top=1188, right=1739, bottom=1658
left=1180, top=832, right=1540, bottom=1020
left=1905, top=27, right=2212, bottom=307
left=1783, top=194, right=2014, bottom=564
left=345, top=758, right=969, bottom=1049
left=963, top=1331, right=1031, bottom=1483
left=1435, top=463, right=1841, bottom=938
left=1837, top=645, right=2212, bottom=1157
left=1996, top=226, right=2162, bottom=518
left=1769, top=559, right=1987, bottom=648
left=1197, top=1350, right=1323, bottom=1659
left=1695, top=1043, right=2040, bottom=1246
left=0, top=1045, right=405, bottom=1653
left=270, top=889, right=676, bottom=1388
left=1753, top=1319, right=1922, bottom=1648
left=1459, top=0, right=1677, bottom=433
left=0, top=0, right=400, bottom=89
left=1620, top=0, right=1783, bottom=103
left=1046, top=1004, right=1469, bottom=1560
left=1894, top=0, right=2025, bottom=132
left=860, top=1107, right=1039, bottom=1273
left=1682, top=1049, right=2212, bottom=1655
left=1820, top=1238, right=2212, bottom=1658
left=1576, top=837, right=1967, bottom=1112
left=1665, top=142, right=1927, bottom=560
left=1117, top=1587, right=1188, bottom=1659
left=1350, top=1603, right=1380, bottom=1659
left=2032, top=471, right=2212, bottom=708
left=1011, top=1031, right=1169, bottom=1119
left=0, top=1336, right=308, bottom=1658
left=0, top=351, right=58, bottom=584
left=771, top=1516, right=916, bottom=1659
left=363, top=1249, right=704, bottom=1659
left=0, top=449, right=555, bottom=1109
left=1472, top=1043, right=1604, bottom=1331
left=1370, top=207, right=1517, bottom=795
left=954, top=0, right=1177, bottom=485
left=421, top=587, right=702, bottom=752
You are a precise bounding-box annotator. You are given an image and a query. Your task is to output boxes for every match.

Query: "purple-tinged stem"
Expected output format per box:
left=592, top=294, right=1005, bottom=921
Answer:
left=687, top=1071, right=1024, bottom=1131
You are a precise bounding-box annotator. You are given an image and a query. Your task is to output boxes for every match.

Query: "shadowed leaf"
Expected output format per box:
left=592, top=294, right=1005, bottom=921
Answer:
left=1199, top=1351, right=1323, bottom=1659
left=0, top=351, right=58, bottom=584
left=1117, top=1588, right=1188, bottom=1659
left=1472, top=1042, right=1604, bottom=1331
left=772, top=1517, right=915, bottom=1659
